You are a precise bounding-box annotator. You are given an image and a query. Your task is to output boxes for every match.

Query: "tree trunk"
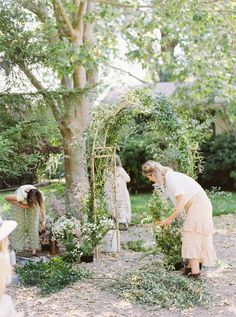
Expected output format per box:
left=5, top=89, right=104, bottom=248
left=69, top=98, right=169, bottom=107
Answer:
left=60, top=94, right=91, bottom=219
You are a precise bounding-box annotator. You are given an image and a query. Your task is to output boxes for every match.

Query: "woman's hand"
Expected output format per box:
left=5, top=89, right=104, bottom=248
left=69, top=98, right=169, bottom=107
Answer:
left=18, top=202, right=29, bottom=209
left=156, top=216, right=173, bottom=227
left=40, top=220, right=46, bottom=231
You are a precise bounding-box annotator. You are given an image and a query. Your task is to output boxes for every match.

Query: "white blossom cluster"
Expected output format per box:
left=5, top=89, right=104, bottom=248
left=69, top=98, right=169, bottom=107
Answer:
left=51, top=215, right=114, bottom=255
left=52, top=215, right=81, bottom=243
left=81, top=217, right=114, bottom=243
left=69, top=241, right=82, bottom=258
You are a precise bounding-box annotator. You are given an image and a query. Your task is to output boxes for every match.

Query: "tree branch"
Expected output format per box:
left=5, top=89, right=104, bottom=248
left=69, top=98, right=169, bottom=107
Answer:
left=21, top=0, right=50, bottom=22
left=61, top=72, right=73, bottom=89
left=94, top=0, right=154, bottom=8
left=71, top=1, right=88, bottom=89
left=105, top=63, right=149, bottom=84
left=19, top=64, right=62, bottom=122
left=214, top=9, right=236, bottom=13
left=199, top=0, right=221, bottom=3
left=23, top=1, right=73, bottom=90
left=84, top=0, right=98, bottom=86
left=75, top=1, right=86, bottom=32
left=53, top=0, right=75, bottom=38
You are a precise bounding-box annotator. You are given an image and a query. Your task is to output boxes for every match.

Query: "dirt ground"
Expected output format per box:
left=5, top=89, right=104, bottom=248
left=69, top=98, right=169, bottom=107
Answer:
left=9, top=214, right=236, bottom=317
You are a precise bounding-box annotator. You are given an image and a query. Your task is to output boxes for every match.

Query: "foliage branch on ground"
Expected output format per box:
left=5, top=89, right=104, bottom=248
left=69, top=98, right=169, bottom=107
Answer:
left=17, top=256, right=91, bottom=295
left=110, top=263, right=211, bottom=309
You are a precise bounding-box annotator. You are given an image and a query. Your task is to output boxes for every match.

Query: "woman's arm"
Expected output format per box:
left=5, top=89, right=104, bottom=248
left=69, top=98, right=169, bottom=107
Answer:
left=0, top=253, right=12, bottom=298
left=39, top=202, right=46, bottom=231
left=4, top=195, right=29, bottom=209
left=0, top=266, right=5, bottom=298
left=157, top=194, right=186, bottom=226
left=119, top=167, right=131, bottom=182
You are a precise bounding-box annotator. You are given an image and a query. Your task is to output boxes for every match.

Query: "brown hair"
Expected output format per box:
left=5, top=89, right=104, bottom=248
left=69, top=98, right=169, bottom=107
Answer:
left=26, top=189, right=43, bottom=208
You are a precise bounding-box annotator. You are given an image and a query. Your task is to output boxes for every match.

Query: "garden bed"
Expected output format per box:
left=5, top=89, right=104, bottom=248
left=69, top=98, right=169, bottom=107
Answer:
left=8, top=214, right=236, bottom=317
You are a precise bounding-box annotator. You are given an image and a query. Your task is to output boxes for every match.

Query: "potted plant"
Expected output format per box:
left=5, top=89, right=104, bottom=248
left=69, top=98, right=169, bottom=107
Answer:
left=52, top=216, right=81, bottom=262
left=79, top=242, right=94, bottom=263
left=79, top=217, right=114, bottom=262
left=40, top=194, right=67, bottom=255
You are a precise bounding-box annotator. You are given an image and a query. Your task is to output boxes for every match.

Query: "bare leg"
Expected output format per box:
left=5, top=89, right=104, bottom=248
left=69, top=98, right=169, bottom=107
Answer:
left=189, top=258, right=200, bottom=274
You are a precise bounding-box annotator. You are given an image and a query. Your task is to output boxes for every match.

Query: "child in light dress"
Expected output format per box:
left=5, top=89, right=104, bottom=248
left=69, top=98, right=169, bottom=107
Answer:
left=104, top=155, right=131, bottom=230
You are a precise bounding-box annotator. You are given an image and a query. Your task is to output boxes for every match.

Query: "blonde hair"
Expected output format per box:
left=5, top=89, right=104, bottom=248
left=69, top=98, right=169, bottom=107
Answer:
left=0, top=238, right=12, bottom=297
left=142, top=160, right=173, bottom=185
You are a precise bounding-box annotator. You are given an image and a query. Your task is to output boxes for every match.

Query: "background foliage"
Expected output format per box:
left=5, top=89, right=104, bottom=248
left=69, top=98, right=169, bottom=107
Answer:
left=88, top=89, right=210, bottom=193
left=199, top=134, right=236, bottom=190
left=0, top=0, right=235, bottom=193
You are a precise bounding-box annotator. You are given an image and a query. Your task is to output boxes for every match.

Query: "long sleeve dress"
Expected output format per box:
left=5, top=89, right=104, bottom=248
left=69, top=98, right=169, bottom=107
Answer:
left=165, top=170, right=217, bottom=266
left=104, top=167, right=132, bottom=224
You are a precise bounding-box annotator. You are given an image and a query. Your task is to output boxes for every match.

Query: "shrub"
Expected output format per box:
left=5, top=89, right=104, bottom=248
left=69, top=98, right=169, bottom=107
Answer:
left=120, top=135, right=153, bottom=193
left=52, top=216, right=81, bottom=262
left=148, top=188, right=183, bottom=266
left=17, top=257, right=91, bottom=295
left=122, top=239, right=147, bottom=252
left=200, top=134, right=236, bottom=190
left=0, top=120, right=61, bottom=189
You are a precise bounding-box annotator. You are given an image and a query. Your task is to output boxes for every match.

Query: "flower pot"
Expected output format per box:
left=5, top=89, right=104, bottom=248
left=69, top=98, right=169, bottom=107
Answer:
left=41, top=243, right=51, bottom=252
left=80, top=255, right=94, bottom=263
left=50, top=240, right=59, bottom=255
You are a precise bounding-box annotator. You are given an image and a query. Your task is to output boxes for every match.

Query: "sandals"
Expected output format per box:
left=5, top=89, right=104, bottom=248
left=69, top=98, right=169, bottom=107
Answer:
left=182, top=262, right=202, bottom=278
left=119, top=223, right=128, bottom=231
left=187, top=273, right=201, bottom=279
left=182, top=267, right=192, bottom=276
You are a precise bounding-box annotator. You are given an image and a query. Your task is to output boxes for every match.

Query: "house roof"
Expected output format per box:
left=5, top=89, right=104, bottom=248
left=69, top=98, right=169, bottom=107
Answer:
left=101, top=82, right=181, bottom=104
left=101, top=82, right=224, bottom=105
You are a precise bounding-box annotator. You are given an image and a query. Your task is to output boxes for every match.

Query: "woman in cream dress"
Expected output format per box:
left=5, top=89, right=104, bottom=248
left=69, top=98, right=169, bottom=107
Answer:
left=104, top=155, right=131, bottom=229
left=142, top=160, right=216, bottom=278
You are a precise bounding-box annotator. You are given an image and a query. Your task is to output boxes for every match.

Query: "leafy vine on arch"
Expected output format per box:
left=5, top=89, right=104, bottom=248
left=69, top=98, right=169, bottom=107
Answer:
left=85, top=88, right=210, bottom=220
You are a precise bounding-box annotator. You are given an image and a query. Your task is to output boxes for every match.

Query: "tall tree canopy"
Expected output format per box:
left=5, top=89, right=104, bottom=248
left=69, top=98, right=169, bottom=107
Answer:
left=0, top=0, right=234, bottom=215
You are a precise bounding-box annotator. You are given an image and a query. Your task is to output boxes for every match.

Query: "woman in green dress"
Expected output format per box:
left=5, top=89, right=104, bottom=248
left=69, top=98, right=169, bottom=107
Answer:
left=5, top=185, right=46, bottom=256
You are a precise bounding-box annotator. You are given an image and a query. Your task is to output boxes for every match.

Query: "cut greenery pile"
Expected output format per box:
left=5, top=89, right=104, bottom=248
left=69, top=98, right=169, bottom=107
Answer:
left=110, top=263, right=212, bottom=309
left=17, top=256, right=91, bottom=295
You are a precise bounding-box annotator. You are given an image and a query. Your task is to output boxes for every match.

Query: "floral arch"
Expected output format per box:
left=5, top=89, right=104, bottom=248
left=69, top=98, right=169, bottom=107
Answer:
left=86, top=88, right=209, bottom=254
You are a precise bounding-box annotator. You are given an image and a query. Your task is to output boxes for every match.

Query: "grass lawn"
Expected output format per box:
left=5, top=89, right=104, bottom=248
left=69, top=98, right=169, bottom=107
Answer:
left=210, top=192, right=236, bottom=216
left=0, top=183, right=235, bottom=221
